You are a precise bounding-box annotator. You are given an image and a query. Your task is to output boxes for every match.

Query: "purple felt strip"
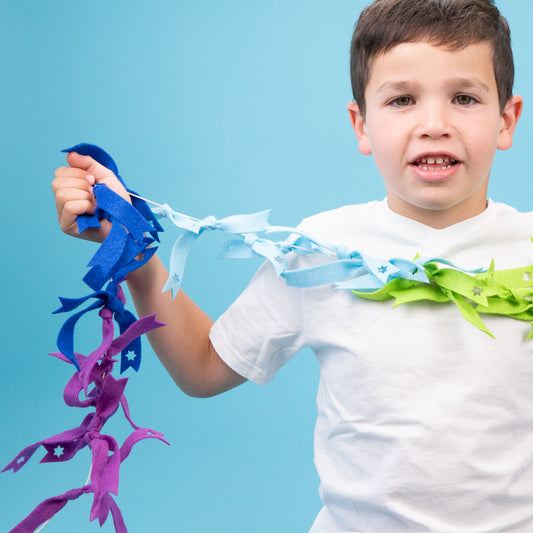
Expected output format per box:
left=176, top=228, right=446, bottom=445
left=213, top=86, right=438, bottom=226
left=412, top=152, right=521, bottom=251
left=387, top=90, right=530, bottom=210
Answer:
left=7, top=486, right=92, bottom=533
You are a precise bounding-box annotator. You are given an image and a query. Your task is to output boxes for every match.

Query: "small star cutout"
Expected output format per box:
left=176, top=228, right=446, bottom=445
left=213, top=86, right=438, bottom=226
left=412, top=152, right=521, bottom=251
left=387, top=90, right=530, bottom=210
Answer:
left=377, top=265, right=388, bottom=274
left=125, top=350, right=137, bottom=361
left=171, top=273, right=180, bottom=285
left=523, top=272, right=532, bottom=282
left=53, top=445, right=64, bottom=458
left=472, top=287, right=483, bottom=296
left=17, top=456, right=25, bottom=465
left=137, top=252, right=145, bottom=261
left=274, top=256, right=284, bottom=264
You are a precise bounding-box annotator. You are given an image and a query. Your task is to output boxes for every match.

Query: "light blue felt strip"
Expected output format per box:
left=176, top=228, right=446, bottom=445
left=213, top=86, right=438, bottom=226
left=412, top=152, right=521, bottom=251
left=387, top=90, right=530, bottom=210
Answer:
left=281, top=259, right=364, bottom=287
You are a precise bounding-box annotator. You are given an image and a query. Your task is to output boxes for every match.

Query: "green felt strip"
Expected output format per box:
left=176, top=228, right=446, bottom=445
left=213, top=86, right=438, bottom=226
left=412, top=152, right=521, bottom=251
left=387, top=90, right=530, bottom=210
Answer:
left=353, top=261, right=533, bottom=338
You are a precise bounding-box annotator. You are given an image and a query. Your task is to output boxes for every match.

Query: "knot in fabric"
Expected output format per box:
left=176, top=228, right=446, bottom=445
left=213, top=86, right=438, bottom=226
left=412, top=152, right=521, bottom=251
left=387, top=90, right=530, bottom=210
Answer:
left=201, top=215, right=219, bottom=231
left=155, top=204, right=174, bottom=219
left=105, top=295, right=125, bottom=316
left=243, top=233, right=258, bottom=247
left=88, top=415, right=104, bottom=434
left=336, top=246, right=351, bottom=260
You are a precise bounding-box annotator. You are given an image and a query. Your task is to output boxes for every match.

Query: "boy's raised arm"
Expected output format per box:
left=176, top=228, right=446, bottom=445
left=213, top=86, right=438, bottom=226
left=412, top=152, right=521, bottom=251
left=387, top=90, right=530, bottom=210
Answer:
left=52, top=153, right=247, bottom=397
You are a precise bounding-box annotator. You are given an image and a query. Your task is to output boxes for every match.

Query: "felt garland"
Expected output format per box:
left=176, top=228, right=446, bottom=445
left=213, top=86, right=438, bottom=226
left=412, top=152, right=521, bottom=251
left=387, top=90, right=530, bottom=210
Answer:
left=354, top=260, right=533, bottom=339
left=4, top=143, right=533, bottom=532
left=151, top=191, right=533, bottom=338
left=3, top=144, right=168, bottom=533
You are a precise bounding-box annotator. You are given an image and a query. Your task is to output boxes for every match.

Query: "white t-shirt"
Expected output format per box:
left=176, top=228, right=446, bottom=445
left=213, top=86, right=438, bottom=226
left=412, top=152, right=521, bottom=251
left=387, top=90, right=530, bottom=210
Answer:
left=210, top=199, right=533, bottom=532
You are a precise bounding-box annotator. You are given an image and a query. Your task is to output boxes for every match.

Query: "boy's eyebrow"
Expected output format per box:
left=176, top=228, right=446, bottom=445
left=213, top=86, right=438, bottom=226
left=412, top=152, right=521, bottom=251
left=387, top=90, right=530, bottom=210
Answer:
left=374, top=81, right=418, bottom=95
left=448, top=77, right=491, bottom=94
left=375, top=78, right=492, bottom=95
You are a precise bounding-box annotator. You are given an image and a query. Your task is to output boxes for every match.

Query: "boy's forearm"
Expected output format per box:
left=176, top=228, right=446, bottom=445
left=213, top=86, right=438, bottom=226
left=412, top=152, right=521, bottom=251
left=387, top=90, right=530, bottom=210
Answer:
left=126, top=254, right=246, bottom=397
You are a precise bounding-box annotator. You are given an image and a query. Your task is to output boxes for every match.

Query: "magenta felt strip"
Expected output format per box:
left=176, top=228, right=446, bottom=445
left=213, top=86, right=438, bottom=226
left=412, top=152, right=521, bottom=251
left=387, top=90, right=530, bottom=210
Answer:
left=8, top=486, right=93, bottom=533
left=3, top=347, right=169, bottom=529
left=7, top=484, right=128, bottom=533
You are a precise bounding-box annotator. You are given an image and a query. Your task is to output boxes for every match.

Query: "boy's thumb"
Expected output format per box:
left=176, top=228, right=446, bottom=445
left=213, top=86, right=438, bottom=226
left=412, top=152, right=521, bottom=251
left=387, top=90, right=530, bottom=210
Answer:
left=66, top=151, right=131, bottom=203
left=66, top=152, right=117, bottom=183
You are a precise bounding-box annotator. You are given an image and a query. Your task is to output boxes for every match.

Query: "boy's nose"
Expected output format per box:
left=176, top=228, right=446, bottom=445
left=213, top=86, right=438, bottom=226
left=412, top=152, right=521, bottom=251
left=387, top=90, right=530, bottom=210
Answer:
left=417, top=104, right=451, bottom=139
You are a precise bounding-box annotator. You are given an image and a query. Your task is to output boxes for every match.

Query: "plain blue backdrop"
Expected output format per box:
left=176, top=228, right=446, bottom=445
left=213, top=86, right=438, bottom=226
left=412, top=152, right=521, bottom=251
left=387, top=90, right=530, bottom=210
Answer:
left=1, top=1, right=532, bottom=531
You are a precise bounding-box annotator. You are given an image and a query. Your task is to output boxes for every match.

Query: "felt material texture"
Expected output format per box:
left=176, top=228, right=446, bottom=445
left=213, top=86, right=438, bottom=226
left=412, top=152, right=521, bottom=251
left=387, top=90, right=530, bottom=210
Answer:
left=3, top=308, right=168, bottom=531
left=355, top=260, right=533, bottom=339
left=154, top=203, right=487, bottom=295
left=152, top=183, right=533, bottom=337
left=3, top=144, right=167, bottom=533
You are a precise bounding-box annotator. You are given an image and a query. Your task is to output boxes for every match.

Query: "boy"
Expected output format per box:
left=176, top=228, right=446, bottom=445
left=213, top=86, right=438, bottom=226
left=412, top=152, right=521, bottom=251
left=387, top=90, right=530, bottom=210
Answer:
left=52, top=0, right=532, bottom=530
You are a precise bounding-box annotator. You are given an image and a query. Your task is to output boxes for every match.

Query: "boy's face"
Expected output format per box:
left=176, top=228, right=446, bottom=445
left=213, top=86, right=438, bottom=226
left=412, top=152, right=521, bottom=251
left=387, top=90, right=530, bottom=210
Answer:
left=348, top=41, right=522, bottom=228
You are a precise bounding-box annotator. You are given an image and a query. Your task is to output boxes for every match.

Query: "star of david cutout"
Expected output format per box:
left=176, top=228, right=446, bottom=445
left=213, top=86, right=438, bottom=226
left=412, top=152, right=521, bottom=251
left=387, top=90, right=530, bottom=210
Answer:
left=125, top=350, right=137, bottom=361
left=53, top=445, right=64, bottom=458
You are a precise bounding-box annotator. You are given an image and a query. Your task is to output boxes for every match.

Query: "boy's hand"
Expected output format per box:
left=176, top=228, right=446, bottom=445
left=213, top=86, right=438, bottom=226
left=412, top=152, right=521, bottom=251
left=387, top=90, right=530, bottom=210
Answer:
left=52, top=152, right=131, bottom=243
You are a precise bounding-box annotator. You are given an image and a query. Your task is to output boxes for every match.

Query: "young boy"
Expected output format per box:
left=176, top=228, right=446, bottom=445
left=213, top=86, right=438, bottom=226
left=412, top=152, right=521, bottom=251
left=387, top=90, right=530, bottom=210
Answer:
left=52, top=0, right=532, bottom=531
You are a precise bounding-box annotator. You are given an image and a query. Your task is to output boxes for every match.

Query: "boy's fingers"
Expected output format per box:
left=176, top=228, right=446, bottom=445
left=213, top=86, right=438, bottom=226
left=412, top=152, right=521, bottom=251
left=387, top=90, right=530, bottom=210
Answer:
left=52, top=175, right=94, bottom=195
left=59, top=199, right=97, bottom=237
left=54, top=187, right=95, bottom=217
left=54, top=165, right=90, bottom=182
left=61, top=198, right=95, bottom=222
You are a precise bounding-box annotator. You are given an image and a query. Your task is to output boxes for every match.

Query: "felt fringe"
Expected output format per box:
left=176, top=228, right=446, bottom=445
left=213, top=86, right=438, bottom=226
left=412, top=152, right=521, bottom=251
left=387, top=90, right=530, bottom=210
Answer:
left=3, top=144, right=167, bottom=533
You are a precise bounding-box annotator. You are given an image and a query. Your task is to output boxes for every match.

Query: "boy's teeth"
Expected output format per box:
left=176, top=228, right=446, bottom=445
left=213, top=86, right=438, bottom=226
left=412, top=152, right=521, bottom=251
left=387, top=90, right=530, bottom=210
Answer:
left=418, top=156, right=453, bottom=164
left=414, top=156, right=456, bottom=169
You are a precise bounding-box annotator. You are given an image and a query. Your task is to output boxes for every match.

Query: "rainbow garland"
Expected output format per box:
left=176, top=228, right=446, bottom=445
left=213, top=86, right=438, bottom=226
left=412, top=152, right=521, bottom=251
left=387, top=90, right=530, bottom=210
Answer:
left=4, top=144, right=533, bottom=533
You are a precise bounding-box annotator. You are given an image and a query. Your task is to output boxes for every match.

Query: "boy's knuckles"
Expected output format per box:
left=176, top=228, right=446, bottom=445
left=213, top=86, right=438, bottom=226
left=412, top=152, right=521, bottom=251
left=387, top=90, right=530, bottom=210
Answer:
left=63, top=199, right=93, bottom=219
left=54, top=166, right=86, bottom=179
left=54, top=188, right=78, bottom=204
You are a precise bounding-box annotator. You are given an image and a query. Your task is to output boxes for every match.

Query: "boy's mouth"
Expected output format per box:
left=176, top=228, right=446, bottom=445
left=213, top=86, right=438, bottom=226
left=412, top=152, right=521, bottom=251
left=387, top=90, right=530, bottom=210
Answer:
left=412, top=156, right=458, bottom=171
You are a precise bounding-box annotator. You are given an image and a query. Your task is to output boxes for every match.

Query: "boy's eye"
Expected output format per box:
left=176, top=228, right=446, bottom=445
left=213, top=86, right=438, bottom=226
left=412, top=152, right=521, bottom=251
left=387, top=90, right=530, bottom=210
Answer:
left=389, top=96, right=413, bottom=107
left=454, top=94, right=477, bottom=106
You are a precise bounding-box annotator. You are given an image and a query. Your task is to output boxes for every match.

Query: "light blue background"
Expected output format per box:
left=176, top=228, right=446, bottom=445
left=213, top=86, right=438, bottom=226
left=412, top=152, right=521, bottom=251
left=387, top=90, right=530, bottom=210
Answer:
left=1, top=1, right=532, bottom=531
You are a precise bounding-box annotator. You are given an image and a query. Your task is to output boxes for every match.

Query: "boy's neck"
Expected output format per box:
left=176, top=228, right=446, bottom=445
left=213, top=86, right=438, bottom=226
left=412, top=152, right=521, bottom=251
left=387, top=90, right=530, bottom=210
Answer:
left=386, top=195, right=489, bottom=229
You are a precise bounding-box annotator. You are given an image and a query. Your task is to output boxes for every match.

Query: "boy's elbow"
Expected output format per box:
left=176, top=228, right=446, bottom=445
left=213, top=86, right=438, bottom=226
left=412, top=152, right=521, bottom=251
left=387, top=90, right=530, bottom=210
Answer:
left=176, top=349, right=247, bottom=398
left=179, top=380, right=223, bottom=398
left=179, top=377, right=246, bottom=398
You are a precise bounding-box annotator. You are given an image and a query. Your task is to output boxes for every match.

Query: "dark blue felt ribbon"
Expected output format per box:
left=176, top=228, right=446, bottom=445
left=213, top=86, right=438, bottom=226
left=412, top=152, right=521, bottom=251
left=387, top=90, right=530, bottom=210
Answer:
left=81, top=184, right=158, bottom=291
left=54, top=283, right=141, bottom=372
left=61, top=143, right=163, bottom=241
left=54, top=143, right=164, bottom=372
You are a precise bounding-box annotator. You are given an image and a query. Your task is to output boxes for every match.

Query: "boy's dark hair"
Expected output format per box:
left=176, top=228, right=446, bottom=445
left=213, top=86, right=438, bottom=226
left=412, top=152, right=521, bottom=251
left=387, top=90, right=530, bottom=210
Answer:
left=350, top=0, right=514, bottom=117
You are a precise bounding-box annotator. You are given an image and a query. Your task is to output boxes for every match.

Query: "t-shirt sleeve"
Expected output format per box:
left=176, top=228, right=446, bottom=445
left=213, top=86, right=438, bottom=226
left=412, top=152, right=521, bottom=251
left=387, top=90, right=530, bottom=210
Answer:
left=209, top=259, right=307, bottom=385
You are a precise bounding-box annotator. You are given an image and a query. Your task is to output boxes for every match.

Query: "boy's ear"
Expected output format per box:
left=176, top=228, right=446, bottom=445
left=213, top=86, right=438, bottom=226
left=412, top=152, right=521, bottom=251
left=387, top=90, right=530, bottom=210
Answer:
left=347, top=101, right=372, bottom=155
left=497, top=94, right=524, bottom=151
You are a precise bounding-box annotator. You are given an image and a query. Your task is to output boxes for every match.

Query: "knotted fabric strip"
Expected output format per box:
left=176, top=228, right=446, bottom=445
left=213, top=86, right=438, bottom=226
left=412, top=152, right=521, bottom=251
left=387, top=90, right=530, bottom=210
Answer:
left=3, top=330, right=168, bottom=532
